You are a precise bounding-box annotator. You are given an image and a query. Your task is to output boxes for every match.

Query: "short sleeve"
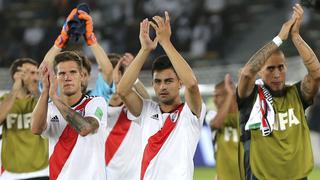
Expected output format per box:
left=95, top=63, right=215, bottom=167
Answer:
left=84, top=97, right=108, bottom=127
left=41, top=103, right=53, bottom=138
left=126, top=99, right=152, bottom=124
left=181, top=102, right=206, bottom=130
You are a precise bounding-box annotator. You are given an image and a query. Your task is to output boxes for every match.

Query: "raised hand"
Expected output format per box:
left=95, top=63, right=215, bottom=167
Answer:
left=149, top=11, right=171, bottom=45
left=139, top=18, right=158, bottom=51
left=113, top=58, right=125, bottom=85
left=224, top=74, right=235, bottom=95
left=55, top=8, right=78, bottom=48
left=12, top=67, right=25, bottom=92
left=39, top=64, right=50, bottom=92
left=48, top=71, right=59, bottom=100
left=277, top=11, right=296, bottom=41
left=291, top=4, right=304, bottom=36
left=78, top=10, right=97, bottom=46
left=121, top=53, right=135, bottom=68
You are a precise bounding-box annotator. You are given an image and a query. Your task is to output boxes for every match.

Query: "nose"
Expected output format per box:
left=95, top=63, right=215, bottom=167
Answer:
left=273, top=69, right=280, bottom=78
left=159, top=82, right=167, bottom=90
left=64, top=73, right=72, bottom=81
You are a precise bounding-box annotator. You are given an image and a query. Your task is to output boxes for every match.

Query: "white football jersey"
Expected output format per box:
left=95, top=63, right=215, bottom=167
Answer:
left=42, top=95, right=108, bottom=180
left=105, top=106, right=142, bottom=180
left=129, top=100, right=206, bottom=180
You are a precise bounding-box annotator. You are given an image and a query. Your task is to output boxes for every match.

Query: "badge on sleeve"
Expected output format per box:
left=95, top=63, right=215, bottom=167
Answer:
left=95, top=107, right=103, bottom=121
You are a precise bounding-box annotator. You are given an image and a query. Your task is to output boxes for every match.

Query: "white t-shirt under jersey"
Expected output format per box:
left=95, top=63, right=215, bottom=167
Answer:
left=129, top=100, right=206, bottom=180
left=42, top=95, right=108, bottom=180
left=106, top=106, right=142, bottom=180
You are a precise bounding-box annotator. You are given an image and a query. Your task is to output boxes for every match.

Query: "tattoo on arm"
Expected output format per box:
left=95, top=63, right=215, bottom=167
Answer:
left=301, top=75, right=317, bottom=101
left=55, top=99, right=95, bottom=134
left=65, top=111, right=86, bottom=132
left=247, top=41, right=278, bottom=74
left=293, top=36, right=320, bottom=77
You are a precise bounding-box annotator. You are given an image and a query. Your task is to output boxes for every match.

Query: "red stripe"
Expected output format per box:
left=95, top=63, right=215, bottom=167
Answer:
left=258, top=87, right=268, bottom=128
left=105, top=108, right=132, bottom=165
left=49, top=97, right=92, bottom=180
left=140, top=104, right=184, bottom=180
left=1, top=166, right=4, bottom=174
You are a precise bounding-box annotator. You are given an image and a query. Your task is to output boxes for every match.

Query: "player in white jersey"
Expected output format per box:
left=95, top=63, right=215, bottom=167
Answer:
left=117, top=12, right=206, bottom=180
left=105, top=52, right=150, bottom=180
left=31, top=51, right=107, bottom=180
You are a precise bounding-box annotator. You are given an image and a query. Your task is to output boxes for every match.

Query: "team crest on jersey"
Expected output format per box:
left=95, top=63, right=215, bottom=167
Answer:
left=170, top=110, right=179, bottom=122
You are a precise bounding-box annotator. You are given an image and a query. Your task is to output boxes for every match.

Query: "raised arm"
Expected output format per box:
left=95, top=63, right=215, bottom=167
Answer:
left=78, top=10, right=113, bottom=85
left=48, top=72, right=99, bottom=136
left=291, top=4, right=320, bottom=101
left=238, top=15, right=296, bottom=98
left=119, top=53, right=150, bottom=99
left=0, top=69, right=25, bottom=124
left=117, top=19, right=157, bottom=116
left=150, top=12, right=202, bottom=117
left=39, top=9, right=77, bottom=69
left=210, top=74, right=237, bottom=129
left=31, top=66, right=49, bottom=134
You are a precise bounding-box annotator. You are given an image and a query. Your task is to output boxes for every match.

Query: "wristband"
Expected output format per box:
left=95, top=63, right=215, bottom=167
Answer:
left=272, top=36, right=283, bottom=47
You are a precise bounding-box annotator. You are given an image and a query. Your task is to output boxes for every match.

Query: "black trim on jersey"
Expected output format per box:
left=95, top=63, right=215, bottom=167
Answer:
left=70, top=94, right=87, bottom=108
left=236, top=86, right=258, bottom=142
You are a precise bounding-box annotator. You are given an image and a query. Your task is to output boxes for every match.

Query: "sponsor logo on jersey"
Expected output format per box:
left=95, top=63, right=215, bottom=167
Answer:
left=51, top=115, right=59, bottom=122
left=151, top=114, right=159, bottom=120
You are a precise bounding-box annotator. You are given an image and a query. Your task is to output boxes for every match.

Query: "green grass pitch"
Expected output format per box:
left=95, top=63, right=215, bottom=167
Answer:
left=194, top=167, right=320, bottom=180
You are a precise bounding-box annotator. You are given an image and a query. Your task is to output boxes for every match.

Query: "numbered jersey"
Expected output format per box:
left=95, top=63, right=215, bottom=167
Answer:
left=0, top=94, right=48, bottom=175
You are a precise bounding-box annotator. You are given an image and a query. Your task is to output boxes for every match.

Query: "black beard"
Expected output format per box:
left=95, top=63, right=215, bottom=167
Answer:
left=264, top=84, right=286, bottom=97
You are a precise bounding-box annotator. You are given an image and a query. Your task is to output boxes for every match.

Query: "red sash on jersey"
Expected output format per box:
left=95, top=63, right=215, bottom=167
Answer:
left=49, top=97, right=92, bottom=180
left=140, top=103, right=184, bottom=180
left=105, top=108, right=132, bottom=165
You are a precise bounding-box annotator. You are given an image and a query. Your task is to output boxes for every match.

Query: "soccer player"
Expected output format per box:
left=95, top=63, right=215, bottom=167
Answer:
left=31, top=51, right=108, bottom=180
left=117, top=12, right=206, bottom=180
left=237, top=4, right=320, bottom=180
left=0, top=58, right=49, bottom=179
left=206, top=74, right=243, bottom=180
left=105, top=55, right=149, bottom=180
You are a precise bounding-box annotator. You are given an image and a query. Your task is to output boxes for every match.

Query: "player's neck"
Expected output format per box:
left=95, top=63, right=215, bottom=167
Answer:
left=61, top=91, right=83, bottom=106
left=159, top=98, right=182, bottom=113
left=15, top=87, right=30, bottom=99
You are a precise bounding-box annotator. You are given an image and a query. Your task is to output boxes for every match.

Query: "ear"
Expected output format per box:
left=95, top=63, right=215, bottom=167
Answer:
left=178, top=79, right=182, bottom=89
left=80, top=70, right=84, bottom=81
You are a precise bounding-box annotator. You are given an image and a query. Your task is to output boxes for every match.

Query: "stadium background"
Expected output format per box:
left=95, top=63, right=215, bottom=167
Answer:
left=0, top=0, right=320, bottom=179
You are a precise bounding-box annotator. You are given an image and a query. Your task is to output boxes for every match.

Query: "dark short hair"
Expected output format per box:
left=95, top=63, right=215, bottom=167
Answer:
left=151, top=55, right=177, bottom=76
left=53, top=51, right=82, bottom=73
left=214, top=80, right=225, bottom=91
left=109, top=53, right=125, bottom=75
left=10, top=58, right=38, bottom=80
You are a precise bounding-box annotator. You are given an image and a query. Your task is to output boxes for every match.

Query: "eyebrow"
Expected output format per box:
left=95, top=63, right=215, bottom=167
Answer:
left=266, top=64, right=284, bottom=68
